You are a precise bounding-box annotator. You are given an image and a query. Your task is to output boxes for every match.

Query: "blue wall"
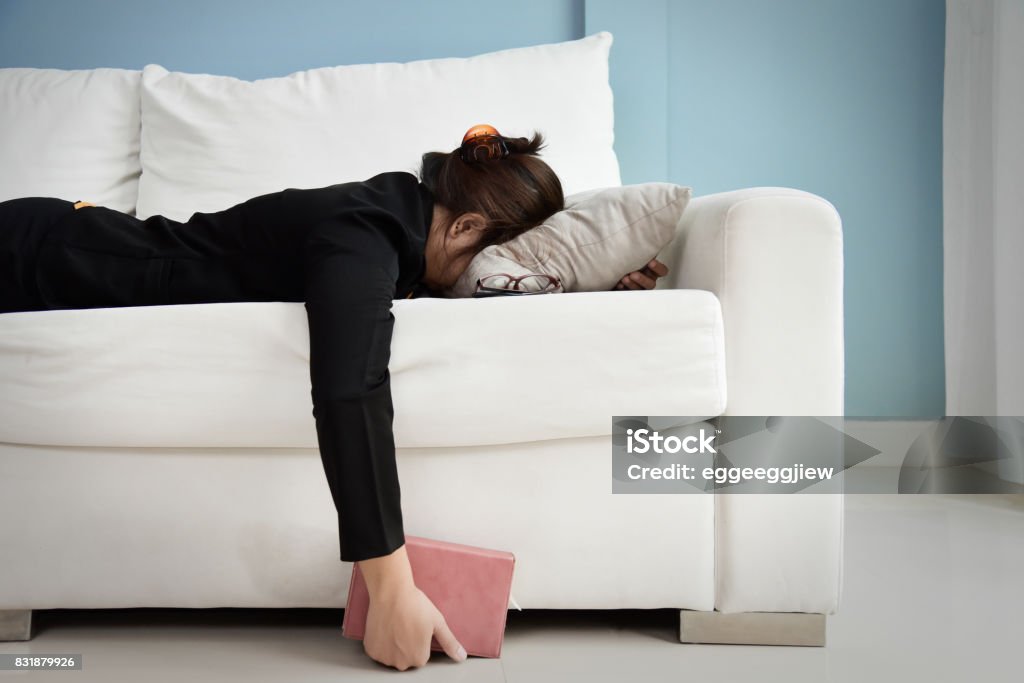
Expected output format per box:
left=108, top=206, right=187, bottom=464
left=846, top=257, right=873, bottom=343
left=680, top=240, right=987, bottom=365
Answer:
left=0, top=0, right=946, bottom=418
left=0, top=0, right=583, bottom=77
left=586, top=0, right=947, bottom=418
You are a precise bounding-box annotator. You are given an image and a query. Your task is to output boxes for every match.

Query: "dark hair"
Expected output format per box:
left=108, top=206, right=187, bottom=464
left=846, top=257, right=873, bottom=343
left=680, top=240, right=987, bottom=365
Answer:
left=417, top=130, right=565, bottom=264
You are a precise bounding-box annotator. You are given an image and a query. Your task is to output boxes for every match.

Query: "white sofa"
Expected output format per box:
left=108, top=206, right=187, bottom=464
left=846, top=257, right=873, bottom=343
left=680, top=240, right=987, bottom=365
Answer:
left=0, top=32, right=844, bottom=646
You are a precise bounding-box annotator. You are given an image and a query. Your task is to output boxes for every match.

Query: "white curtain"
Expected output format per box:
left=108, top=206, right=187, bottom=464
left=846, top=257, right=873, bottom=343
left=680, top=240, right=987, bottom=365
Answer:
left=944, top=0, right=1024, bottom=416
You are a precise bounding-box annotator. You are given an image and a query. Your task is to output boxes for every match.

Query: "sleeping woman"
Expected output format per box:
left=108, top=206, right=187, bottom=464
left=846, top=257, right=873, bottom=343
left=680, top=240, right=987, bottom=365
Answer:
left=0, top=125, right=669, bottom=671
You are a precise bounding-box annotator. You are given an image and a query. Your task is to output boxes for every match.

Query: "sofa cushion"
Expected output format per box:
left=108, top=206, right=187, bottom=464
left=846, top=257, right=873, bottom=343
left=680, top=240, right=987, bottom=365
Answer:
left=445, top=183, right=693, bottom=298
left=0, top=290, right=726, bottom=449
left=136, top=32, right=620, bottom=222
left=0, top=67, right=141, bottom=214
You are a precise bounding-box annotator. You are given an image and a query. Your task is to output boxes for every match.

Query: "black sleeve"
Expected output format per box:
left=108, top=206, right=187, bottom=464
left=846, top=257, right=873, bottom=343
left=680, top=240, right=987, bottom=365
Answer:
left=303, top=213, right=406, bottom=563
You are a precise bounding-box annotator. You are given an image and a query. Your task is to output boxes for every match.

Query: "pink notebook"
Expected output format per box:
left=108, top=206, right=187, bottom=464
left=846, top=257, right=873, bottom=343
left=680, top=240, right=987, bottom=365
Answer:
left=342, top=535, right=516, bottom=658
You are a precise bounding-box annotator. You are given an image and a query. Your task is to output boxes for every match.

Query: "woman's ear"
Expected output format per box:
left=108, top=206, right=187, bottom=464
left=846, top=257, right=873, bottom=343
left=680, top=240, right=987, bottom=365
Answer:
left=451, top=212, right=488, bottom=239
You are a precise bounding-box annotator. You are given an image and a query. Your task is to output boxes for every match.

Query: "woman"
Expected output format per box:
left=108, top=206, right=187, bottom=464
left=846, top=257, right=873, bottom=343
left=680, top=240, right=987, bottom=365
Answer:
left=0, top=125, right=669, bottom=671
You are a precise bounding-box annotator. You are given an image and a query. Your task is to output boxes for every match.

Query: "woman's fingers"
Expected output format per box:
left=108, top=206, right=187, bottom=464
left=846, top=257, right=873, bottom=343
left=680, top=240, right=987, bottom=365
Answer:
left=616, top=273, right=649, bottom=290
left=619, top=274, right=642, bottom=290
left=629, top=271, right=657, bottom=289
left=612, top=259, right=669, bottom=291
left=646, top=258, right=669, bottom=277
left=433, top=615, right=468, bottom=662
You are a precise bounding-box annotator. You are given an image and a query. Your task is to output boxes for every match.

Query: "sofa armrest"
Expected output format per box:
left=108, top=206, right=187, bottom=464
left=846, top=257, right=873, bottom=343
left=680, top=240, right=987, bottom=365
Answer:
left=659, top=187, right=844, bottom=415
left=658, top=187, right=846, bottom=615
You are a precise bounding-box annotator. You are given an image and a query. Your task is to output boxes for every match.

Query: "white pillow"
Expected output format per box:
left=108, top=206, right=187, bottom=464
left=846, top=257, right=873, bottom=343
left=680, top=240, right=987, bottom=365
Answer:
left=0, top=67, right=141, bottom=214
left=445, top=183, right=692, bottom=298
left=137, top=32, right=620, bottom=221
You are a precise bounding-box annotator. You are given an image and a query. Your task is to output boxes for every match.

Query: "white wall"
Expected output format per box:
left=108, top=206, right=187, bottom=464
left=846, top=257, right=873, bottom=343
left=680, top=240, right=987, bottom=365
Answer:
left=944, top=0, right=1024, bottom=416
left=992, top=0, right=1024, bottom=414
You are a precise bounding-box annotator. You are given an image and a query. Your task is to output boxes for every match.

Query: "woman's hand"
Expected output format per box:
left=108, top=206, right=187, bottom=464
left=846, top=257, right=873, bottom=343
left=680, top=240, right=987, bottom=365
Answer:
left=613, top=258, right=670, bottom=290
left=73, top=201, right=95, bottom=210
left=364, top=581, right=467, bottom=671
left=358, top=545, right=467, bottom=671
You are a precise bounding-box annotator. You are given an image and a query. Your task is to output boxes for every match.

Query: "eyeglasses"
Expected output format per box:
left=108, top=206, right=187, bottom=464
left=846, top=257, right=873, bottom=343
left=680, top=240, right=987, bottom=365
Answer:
left=460, top=124, right=510, bottom=163
left=473, top=273, right=563, bottom=297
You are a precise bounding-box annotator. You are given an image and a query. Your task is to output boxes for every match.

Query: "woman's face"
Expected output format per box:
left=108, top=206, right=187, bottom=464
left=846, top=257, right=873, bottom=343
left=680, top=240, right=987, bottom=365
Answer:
left=422, top=204, right=486, bottom=291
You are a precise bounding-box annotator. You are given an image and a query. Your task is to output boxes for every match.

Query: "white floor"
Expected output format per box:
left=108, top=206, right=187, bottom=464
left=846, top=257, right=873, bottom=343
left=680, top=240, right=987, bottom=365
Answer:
left=3, top=493, right=1022, bottom=682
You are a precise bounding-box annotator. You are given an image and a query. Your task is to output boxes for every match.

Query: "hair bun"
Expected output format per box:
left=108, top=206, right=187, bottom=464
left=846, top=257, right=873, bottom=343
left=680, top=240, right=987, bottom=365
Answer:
left=504, top=133, right=545, bottom=156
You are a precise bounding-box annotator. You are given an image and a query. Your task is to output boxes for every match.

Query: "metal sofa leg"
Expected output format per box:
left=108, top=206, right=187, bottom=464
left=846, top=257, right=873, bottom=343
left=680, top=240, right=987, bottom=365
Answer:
left=679, top=609, right=826, bottom=646
left=0, top=610, right=33, bottom=641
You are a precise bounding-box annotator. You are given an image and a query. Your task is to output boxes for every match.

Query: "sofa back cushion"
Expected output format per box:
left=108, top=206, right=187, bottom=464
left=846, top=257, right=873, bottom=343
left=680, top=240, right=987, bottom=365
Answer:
left=0, top=67, right=141, bottom=214
left=136, top=32, right=620, bottom=221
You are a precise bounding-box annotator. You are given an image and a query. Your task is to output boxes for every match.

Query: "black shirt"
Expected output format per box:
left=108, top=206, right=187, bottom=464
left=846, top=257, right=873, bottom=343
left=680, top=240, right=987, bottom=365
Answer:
left=34, top=171, right=437, bottom=562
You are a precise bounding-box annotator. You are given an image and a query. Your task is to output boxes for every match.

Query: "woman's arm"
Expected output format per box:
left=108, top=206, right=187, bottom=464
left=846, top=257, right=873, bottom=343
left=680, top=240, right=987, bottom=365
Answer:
left=303, top=213, right=465, bottom=670
left=304, top=220, right=406, bottom=561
